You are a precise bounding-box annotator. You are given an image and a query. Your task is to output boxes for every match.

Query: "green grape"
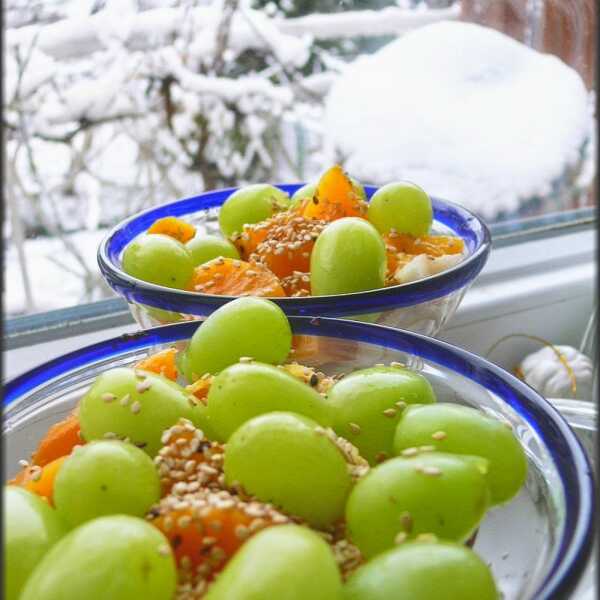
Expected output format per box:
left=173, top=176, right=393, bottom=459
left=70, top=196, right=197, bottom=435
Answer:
left=122, top=234, right=194, bottom=289
left=219, top=184, right=290, bottom=237
left=290, top=183, right=316, bottom=209
left=4, top=486, right=65, bottom=600
left=343, top=541, right=498, bottom=600
left=205, top=525, right=342, bottom=600
left=187, top=297, right=291, bottom=377
left=54, top=441, right=160, bottom=528
left=20, top=515, right=176, bottom=600
left=393, top=403, right=527, bottom=504
left=225, top=412, right=352, bottom=527
left=310, top=217, right=386, bottom=296
left=346, top=452, right=490, bottom=558
left=207, top=362, right=330, bottom=441
left=79, top=367, right=206, bottom=455
left=327, top=366, right=436, bottom=465
left=186, top=234, right=240, bottom=267
left=368, top=182, right=433, bottom=237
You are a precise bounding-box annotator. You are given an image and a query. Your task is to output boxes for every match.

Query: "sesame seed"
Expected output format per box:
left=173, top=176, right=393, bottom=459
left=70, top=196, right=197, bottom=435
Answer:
left=18, top=459, right=29, bottom=468
left=178, top=515, right=192, bottom=528
left=422, top=466, right=442, bottom=477
left=202, top=536, right=217, bottom=547
left=101, top=393, right=117, bottom=403
left=131, top=401, right=142, bottom=414
left=120, top=394, right=131, bottom=407
left=238, top=356, right=253, bottom=363
left=383, top=408, right=397, bottom=418
left=136, top=380, right=152, bottom=393
left=418, top=445, right=436, bottom=452
left=157, top=544, right=171, bottom=556
left=348, top=422, right=361, bottom=435
left=390, top=361, right=405, bottom=368
left=432, top=431, right=447, bottom=441
left=394, top=531, right=408, bottom=545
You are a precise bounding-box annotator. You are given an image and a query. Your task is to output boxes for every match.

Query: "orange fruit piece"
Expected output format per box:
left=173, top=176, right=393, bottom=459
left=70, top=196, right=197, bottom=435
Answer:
left=187, top=257, right=286, bottom=297
left=233, top=211, right=327, bottom=280
left=155, top=419, right=224, bottom=497
left=31, top=410, right=82, bottom=468
left=148, top=216, right=196, bottom=244
left=280, top=271, right=311, bottom=297
left=12, top=456, right=69, bottom=505
left=185, top=377, right=213, bottom=405
left=384, top=233, right=465, bottom=258
left=150, top=490, right=288, bottom=582
left=135, top=348, right=179, bottom=381
left=300, top=165, right=368, bottom=222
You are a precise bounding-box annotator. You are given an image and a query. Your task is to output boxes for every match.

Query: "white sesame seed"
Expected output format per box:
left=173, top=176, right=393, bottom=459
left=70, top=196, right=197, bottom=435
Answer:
left=432, top=431, right=447, bottom=441
left=422, top=466, right=442, bottom=477
left=131, top=401, right=142, bottom=414
left=101, top=393, right=117, bottom=403
left=401, top=447, right=419, bottom=457
left=157, top=544, right=170, bottom=556
left=349, top=423, right=361, bottom=435
left=238, top=356, right=253, bottom=363
left=394, top=531, right=408, bottom=545
left=136, top=380, right=152, bottom=394
left=383, top=408, right=397, bottom=418
left=120, top=394, right=131, bottom=407
left=18, top=459, right=30, bottom=468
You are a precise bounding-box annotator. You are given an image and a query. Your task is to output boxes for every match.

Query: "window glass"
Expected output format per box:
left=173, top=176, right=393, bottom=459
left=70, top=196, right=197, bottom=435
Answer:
left=4, top=0, right=596, bottom=317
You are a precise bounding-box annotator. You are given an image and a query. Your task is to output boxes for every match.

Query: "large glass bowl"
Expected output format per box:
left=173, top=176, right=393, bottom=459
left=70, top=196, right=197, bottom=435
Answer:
left=3, top=318, right=593, bottom=599
left=98, top=185, right=491, bottom=336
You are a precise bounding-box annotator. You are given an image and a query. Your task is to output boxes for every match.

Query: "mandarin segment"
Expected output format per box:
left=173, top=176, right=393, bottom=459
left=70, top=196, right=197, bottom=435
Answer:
left=30, top=410, right=82, bottom=468
left=16, top=456, right=69, bottom=505
left=148, top=217, right=197, bottom=244
left=185, top=377, right=213, bottom=405
left=187, top=257, right=285, bottom=298
left=136, top=348, right=179, bottom=382
left=301, top=165, right=368, bottom=222
left=384, top=233, right=465, bottom=258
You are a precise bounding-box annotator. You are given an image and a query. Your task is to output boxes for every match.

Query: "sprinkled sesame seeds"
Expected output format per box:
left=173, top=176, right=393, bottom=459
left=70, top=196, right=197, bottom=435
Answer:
left=390, top=361, right=405, bottom=368
left=120, top=394, right=131, bottom=407
left=395, top=401, right=407, bottom=410
left=131, top=401, right=142, bottom=414
left=157, top=544, right=171, bottom=556
left=394, top=531, right=408, bottom=545
left=382, top=408, right=397, bottom=418
left=432, top=431, right=447, bottom=441
left=238, top=356, right=253, bottom=363
left=349, top=422, right=361, bottom=435
left=136, top=380, right=152, bottom=393
left=101, top=392, right=117, bottom=403
left=422, top=466, right=442, bottom=477
left=18, top=459, right=30, bottom=468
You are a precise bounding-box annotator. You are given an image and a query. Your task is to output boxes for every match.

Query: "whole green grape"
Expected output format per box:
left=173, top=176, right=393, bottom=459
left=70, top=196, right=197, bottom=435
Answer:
left=187, top=297, right=291, bottom=377
left=224, top=412, right=352, bottom=527
left=343, top=541, right=498, bottom=600
left=219, top=184, right=289, bottom=237
left=311, top=217, right=386, bottom=296
left=328, top=367, right=436, bottom=465
left=346, top=452, right=490, bottom=558
left=54, top=441, right=160, bottom=528
left=19, top=515, right=176, bottom=600
left=4, top=486, right=65, bottom=600
left=368, top=182, right=433, bottom=237
left=122, top=234, right=194, bottom=288
left=186, top=234, right=240, bottom=267
left=393, top=403, right=527, bottom=504
left=79, top=367, right=208, bottom=455
left=207, top=362, right=330, bottom=441
left=205, top=525, right=342, bottom=600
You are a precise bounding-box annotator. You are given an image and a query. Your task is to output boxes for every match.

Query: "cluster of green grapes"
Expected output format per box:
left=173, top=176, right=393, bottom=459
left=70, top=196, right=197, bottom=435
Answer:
left=5, top=298, right=526, bottom=600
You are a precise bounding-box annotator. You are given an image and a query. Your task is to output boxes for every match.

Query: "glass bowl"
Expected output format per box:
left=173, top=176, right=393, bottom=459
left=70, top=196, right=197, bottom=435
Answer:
left=97, top=185, right=491, bottom=336
left=3, top=318, right=593, bottom=599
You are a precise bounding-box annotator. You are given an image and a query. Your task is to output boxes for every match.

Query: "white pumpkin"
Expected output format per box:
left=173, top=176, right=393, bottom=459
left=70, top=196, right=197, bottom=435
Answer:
left=519, top=345, right=594, bottom=400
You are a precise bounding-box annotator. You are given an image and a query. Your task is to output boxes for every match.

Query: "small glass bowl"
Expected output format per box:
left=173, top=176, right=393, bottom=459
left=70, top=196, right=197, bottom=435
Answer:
left=3, top=318, right=593, bottom=599
left=98, top=185, right=491, bottom=336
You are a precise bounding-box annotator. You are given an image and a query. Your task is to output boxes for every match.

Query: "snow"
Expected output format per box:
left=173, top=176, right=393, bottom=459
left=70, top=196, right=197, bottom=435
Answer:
left=324, top=21, right=593, bottom=218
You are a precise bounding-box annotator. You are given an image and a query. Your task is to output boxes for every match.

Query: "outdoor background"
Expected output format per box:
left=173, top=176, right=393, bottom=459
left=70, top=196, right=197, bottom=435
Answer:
left=4, top=0, right=596, bottom=316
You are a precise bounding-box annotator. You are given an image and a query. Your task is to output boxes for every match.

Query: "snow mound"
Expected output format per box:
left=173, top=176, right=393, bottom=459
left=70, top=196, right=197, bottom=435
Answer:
left=325, top=21, right=592, bottom=218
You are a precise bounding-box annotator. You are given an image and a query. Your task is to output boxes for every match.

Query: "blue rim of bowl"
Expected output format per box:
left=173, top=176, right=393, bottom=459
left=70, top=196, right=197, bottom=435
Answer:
left=97, top=185, right=492, bottom=317
left=3, top=317, right=593, bottom=599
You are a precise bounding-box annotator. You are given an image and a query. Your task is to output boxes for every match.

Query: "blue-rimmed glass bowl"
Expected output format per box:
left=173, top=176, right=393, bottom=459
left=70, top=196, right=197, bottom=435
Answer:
left=4, top=318, right=593, bottom=599
left=98, top=185, right=491, bottom=335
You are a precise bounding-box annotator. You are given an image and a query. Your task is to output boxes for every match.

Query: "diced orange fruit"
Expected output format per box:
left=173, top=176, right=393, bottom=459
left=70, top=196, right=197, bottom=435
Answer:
left=186, top=377, right=213, bottom=405
left=136, top=348, right=179, bottom=381
left=187, top=257, right=286, bottom=297
left=281, top=272, right=311, bottom=297
left=300, top=165, right=368, bottom=222
left=384, top=233, right=464, bottom=258
left=148, top=217, right=196, bottom=244
left=282, top=362, right=335, bottom=395
left=12, top=456, right=69, bottom=505
left=31, top=411, right=82, bottom=468
left=150, top=493, right=286, bottom=580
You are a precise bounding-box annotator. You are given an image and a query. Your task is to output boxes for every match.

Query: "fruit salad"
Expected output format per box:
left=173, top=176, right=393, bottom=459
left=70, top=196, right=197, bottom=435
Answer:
left=121, top=166, right=466, bottom=303
left=5, top=298, right=527, bottom=600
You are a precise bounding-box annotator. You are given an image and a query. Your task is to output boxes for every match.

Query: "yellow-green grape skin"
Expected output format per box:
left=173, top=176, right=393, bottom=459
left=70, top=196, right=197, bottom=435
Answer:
left=219, top=184, right=290, bottom=237
left=310, top=217, right=386, bottom=296
left=345, top=452, right=491, bottom=558
left=79, top=367, right=204, bottom=456
left=343, top=541, right=498, bottom=600
left=350, top=177, right=367, bottom=201
left=207, top=362, right=330, bottom=441
left=393, top=403, right=527, bottom=504
left=290, top=183, right=316, bottom=209
left=185, top=234, right=239, bottom=267
left=122, top=234, right=194, bottom=289
left=140, top=305, right=184, bottom=325
left=4, top=486, right=65, bottom=600
left=205, top=525, right=342, bottom=600
left=19, top=515, right=177, bottom=600
left=327, top=367, right=436, bottom=465
left=368, top=181, right=433, bottom=237
left=53, top=441, right=160, bottom=529
left=224, top=412, right=352, bottom=527
left=186, top=297, right=292, bottom=377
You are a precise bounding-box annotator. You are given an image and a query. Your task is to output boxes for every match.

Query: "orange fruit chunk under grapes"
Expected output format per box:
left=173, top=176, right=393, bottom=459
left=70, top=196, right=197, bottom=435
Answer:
left=148, top=217, right=196, bottom=244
